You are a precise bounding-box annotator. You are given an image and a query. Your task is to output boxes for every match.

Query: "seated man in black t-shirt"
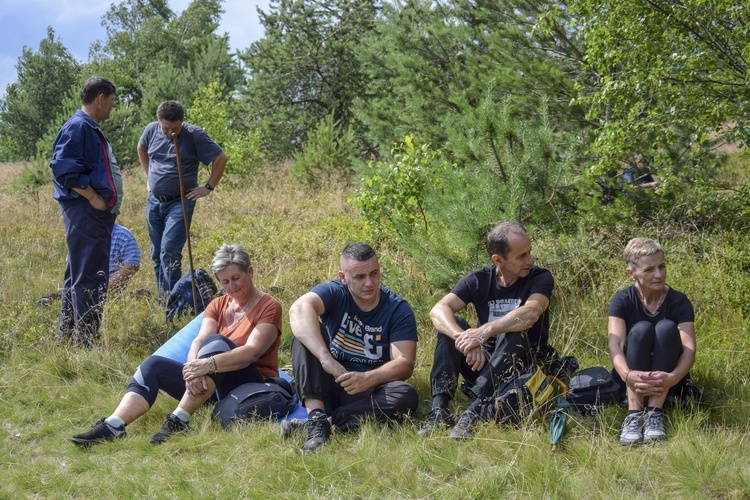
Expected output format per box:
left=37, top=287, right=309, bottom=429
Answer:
left=419, top=221, right=555, bottom=439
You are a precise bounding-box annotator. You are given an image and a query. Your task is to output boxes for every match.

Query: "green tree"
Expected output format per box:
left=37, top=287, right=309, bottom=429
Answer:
left=239, top=0, right=379, bottom=158
left=0, top=27, right=80, bottom=160
left=354, top=0, right=593, bottom=155
left=189, top=78, right=263, bottom=176
left=85, top=0, right=243, bottom=164
left=571, top=0, right=750, bottom=170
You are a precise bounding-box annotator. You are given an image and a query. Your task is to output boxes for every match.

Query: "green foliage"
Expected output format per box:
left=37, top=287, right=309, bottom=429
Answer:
left=354, top=0, right=593, bottom=157
left=189, top=79, right=263, bottom=176
left=355, top=95, right=580, bottom=287
left=13, top=155, right=50, bottom=203
left=240, top=0, right=379, bottom=158
left=353, top=135, right=444, bottom=238
left=0, top=27, right=80, bottom=161
left=290, top=112, right=358, bottom=187
left=570, top=0, right=750, bottom=175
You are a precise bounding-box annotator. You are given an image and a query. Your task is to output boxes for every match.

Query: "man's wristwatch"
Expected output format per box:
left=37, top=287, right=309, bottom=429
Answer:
left=204, top=182, right=214, bottom=191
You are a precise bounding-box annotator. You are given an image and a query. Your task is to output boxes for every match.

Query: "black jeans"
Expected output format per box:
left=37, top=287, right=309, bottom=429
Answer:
left=429, top=316, right=538, bottom=402
left=291, top=325, right=418, bottom=431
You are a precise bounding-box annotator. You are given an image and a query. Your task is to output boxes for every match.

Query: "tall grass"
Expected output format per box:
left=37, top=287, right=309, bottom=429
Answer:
left=1, top=161, right=749, bottom=498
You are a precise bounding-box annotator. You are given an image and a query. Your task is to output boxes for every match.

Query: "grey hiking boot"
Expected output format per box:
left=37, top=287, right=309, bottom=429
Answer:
left=642, top=410, right=667, bottom=443
left=303, top=410, right=331, bottom=453
left=619, top=411, right=644, bottom=446
left=150, top=414, right=190, bottom=445
left=71, top=417, right=126, bottom=446
left=449, top=410, right=479, bottom=440
left=418, top=407, right=456, bottom=436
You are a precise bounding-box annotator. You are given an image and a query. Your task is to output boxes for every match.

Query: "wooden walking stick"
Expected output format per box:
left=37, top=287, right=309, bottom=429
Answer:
left=171, top=132, right=199, bottom=314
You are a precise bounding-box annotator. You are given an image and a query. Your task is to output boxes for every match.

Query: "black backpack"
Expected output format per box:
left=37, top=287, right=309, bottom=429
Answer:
left=211, top=377, right=298, bottom=429
left=565, top=366, right=624, bottom=415
left=165, top=268, right=218, bottom=322
left=478, top=365, right=569, bottom=425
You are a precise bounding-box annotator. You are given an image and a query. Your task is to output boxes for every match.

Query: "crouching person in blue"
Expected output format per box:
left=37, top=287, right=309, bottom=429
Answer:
left=283, top=242, right=419, bottom=452
left=609, top=237, right=696, bottom=446
left=420, top=221, right=555, bottom=439
left=71, top=244, right=282, bottom=446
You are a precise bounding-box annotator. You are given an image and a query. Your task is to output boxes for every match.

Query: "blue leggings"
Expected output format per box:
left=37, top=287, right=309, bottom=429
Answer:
left=126, top=334, right=263, bottom=407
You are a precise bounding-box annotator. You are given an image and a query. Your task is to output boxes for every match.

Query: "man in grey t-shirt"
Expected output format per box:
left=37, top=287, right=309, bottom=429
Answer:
left=137, top=100, right=227, bottom=298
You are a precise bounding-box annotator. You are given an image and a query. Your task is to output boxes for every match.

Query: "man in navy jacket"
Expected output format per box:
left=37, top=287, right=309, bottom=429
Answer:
left=50, top=75, right=121, bottom=347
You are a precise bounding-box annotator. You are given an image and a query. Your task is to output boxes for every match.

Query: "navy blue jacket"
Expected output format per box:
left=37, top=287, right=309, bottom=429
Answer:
left=50, top=110, right=119, bottom=210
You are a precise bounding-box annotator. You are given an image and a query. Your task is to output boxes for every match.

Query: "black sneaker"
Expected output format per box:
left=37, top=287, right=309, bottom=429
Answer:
left=449, top=410, right=479, bottom=440
left=303, top=410, right=332, bottom=453
left=418, top=408, right=456, bottom=436
left=280, top=418, right=308, bottom=439
left=149, top=414, right=190, bottom=445
left=71, top=418, right=126, bottom=446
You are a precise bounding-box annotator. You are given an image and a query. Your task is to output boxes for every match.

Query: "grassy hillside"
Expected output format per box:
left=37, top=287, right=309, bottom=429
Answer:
left=1, top=161, right=749, bottom=498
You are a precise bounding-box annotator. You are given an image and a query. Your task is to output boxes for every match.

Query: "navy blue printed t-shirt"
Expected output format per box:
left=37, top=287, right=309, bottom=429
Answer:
left=451, top=265, right=554, bottom=348
left=312, top=280, right=418, bottom=372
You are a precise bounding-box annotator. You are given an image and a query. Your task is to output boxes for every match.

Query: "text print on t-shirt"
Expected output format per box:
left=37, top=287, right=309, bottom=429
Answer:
left=489, top=298, right=522, bottom=322
left=330, top=311, right=384, bottom=366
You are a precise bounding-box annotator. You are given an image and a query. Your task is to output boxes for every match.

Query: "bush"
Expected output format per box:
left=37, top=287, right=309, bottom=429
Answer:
left=290, top=112, right=359, bottom=188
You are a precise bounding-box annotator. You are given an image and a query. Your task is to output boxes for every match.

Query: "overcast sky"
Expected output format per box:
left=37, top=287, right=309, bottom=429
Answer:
left=0, top=0, right=269, bottom=99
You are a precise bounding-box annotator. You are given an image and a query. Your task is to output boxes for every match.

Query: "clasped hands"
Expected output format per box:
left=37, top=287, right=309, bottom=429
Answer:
left=627, top=370, right=675, bottom=396
left=183, top=358, right=211, bottom=397
left=454, top=329, right=487, bottom=371
left=320, top=356, right=370, bottom=395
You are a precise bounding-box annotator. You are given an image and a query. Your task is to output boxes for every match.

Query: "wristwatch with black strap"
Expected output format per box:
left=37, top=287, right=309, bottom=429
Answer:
left=204, top=182, right=214, bottom=191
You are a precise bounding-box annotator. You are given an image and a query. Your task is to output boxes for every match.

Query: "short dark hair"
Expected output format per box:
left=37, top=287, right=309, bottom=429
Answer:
left=157, top=101, right=185, bottom=122
left=341, top=242, right=377, bottom=262
left=486, top=221, right=527, bottom=259
left=80, top=76, right=116, bottom=105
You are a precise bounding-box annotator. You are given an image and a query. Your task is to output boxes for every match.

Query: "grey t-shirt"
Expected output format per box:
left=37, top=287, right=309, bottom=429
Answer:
left=106, top=139, right=123, bottom=214
left=139, top=122, right=223, bottom=198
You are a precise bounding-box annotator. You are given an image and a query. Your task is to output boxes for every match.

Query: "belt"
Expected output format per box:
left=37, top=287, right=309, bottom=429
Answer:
left=153, top=193, right=181, bottom=202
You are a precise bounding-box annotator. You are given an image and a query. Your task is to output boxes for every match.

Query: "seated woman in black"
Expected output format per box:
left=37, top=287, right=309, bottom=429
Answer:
left=608, top=237, right=696, bottom=446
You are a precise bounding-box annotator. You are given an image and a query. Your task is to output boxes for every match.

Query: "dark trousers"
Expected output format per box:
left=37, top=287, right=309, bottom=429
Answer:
left=429, top=317, right=497, bottom=400
left=58, top=197, right=115, bottom=347
left=430, top=316, right=537, bottom=403
left=616, top=319, right=690, bottom=396
left=291, top=327, right=419, bottom=431
left=126, top=334, right=263, bottom=407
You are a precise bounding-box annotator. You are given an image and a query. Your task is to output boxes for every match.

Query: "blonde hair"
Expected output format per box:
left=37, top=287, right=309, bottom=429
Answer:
left=623, top=237, right=663, bottom=269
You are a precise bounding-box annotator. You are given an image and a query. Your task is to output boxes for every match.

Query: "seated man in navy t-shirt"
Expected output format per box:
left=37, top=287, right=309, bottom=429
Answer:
left=283, top=242, right=419, bottom=452
left=420, top=221, right=555, bottom=439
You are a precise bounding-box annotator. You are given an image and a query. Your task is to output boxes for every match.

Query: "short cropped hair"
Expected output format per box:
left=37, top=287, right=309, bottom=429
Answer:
left=341, top=242, right=378, bottom=262
left=211, top=244, right=252, bottom=276
left=80, top=76, right=116, bottom=105
left=623, top=237, right=664, bottom=269
left=157, top=100, right=185, bottom=122
left=486, top=221, right=527, bottom=259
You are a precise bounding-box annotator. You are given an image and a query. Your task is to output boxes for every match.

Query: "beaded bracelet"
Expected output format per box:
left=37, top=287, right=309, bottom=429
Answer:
left=208, top=356, right=217, bottom=375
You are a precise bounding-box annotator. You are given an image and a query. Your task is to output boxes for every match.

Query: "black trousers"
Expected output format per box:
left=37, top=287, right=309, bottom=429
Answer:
left=612, top=319, right=691, bottom=396
left=291, top=325, right=418, bottom=431
left=126, top=334, right=264, bottom=407
left=429, top=316, right=538, bottom=401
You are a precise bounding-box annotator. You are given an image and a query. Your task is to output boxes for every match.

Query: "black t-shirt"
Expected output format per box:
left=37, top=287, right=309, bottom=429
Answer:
left=608, top=285, right=694, bottom=333
left=451, top=265, right=554, bottom=348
